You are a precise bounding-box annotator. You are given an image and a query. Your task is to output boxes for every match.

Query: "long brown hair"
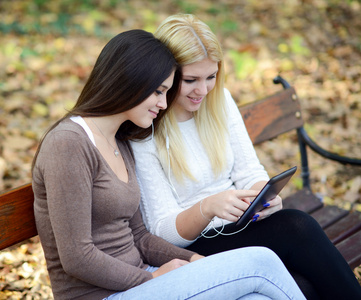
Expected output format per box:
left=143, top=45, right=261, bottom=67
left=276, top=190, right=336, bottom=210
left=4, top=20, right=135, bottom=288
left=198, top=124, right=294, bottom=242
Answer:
left=32, top=29, right=179, bottom=170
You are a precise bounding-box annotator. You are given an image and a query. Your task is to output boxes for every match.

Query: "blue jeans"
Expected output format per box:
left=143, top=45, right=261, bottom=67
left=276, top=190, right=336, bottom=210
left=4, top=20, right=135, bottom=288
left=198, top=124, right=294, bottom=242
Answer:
left=104, top=247, right=305, bottom=300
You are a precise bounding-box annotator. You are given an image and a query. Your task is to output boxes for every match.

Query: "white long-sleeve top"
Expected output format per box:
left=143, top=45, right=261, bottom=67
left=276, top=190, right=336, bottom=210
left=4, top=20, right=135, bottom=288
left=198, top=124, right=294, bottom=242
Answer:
left=131, top=89, right=269, bottom=247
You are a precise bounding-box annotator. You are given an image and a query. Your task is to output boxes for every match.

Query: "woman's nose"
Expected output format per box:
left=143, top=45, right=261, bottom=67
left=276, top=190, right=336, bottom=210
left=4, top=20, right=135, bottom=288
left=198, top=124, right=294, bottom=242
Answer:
left=195, top=81, right=208, bottom=95
left=157, top=94, right=167, bottom=110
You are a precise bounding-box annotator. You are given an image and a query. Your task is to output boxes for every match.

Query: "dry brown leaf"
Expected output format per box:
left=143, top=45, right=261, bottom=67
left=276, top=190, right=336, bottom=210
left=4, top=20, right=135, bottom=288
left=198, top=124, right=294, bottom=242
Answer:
left=3, top=136, right=35, bottom=151
left=344, top=176, right=361, bottom=204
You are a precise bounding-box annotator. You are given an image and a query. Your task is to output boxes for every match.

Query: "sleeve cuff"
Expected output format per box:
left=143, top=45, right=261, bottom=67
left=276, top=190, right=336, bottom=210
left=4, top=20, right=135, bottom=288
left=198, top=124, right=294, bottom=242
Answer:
left=155, top=212, right=197, bottom=248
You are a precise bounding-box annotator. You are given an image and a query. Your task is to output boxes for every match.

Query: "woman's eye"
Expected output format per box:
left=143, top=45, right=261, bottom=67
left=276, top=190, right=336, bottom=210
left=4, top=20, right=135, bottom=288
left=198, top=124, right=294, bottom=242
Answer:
left=207, top=75, right=216, bottom=80
left=155, top=90, right=163, bottom=95
left=183, top=79, right=195, bottom=83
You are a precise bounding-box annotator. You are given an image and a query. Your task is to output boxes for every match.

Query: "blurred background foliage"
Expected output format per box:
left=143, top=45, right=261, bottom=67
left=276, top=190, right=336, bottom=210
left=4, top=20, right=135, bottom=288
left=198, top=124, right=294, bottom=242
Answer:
left=0, top=0, right=361, bottom=298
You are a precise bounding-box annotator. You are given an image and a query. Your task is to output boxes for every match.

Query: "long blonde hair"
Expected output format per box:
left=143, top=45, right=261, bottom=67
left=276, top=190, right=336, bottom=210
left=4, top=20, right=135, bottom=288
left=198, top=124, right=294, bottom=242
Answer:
left=154, top=14, right=228, bottom=182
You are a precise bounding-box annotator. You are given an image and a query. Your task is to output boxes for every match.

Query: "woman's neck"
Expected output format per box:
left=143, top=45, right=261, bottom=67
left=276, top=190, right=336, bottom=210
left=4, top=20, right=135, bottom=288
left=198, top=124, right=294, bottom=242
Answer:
left=84, top=115, right=123, bottom=139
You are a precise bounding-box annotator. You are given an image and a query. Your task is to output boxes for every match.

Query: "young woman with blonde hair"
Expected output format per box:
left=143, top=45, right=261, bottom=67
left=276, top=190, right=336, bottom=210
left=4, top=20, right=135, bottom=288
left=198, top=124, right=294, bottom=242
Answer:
left=131, top=14, right=361, bottom=300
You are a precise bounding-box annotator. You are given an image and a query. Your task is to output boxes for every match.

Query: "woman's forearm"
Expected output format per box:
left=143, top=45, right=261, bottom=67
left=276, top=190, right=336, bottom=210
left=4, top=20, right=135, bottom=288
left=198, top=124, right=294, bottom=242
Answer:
left=175, top=185, right=267, bottom=240
left=175, top=201, right=211, bottom=240
left=250, top=181, right=268, bottom=192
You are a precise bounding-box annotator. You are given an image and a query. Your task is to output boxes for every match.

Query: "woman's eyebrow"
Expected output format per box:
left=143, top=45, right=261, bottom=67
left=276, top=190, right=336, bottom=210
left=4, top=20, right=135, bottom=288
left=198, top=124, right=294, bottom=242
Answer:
left=183, top=71, right=218, bottom=79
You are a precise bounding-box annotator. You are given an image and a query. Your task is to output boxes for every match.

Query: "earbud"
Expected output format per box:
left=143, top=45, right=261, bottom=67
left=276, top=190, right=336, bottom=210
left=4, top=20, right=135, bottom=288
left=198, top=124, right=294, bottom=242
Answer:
left=164, top=120, right=170, bottom=150
left=151, top=122, right=154, bottom=140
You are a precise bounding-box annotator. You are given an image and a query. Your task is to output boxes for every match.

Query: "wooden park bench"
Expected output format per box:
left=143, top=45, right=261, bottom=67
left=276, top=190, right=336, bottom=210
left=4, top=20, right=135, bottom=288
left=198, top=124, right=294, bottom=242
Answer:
left=1, top=75, right=361, bottom=274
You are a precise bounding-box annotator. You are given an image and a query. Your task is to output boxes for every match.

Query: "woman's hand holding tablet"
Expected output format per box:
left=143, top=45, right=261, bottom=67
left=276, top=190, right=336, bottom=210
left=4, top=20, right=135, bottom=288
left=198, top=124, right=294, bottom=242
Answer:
left=235, top=166, right=297, bottom=228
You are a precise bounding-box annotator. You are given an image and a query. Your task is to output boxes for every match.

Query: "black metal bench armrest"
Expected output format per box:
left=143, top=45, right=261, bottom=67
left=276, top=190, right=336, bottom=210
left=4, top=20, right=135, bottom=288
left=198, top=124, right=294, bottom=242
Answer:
left=298, top=127, right=361, bottom=166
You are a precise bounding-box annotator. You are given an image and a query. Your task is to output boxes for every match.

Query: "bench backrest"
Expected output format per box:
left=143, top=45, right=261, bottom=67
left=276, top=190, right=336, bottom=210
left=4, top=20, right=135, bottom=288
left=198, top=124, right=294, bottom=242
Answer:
left=0, top=86, right=303, bottom=251
left=0, top=183, right=37, bottom=250
left=239, top=87, right=303, bottom=145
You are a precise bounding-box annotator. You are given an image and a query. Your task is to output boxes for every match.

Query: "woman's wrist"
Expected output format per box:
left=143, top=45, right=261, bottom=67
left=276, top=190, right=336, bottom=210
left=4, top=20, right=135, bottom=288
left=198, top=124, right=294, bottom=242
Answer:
left=190, top=253, right=204, bottom=262
left=199, top=198, right=213, bottom=222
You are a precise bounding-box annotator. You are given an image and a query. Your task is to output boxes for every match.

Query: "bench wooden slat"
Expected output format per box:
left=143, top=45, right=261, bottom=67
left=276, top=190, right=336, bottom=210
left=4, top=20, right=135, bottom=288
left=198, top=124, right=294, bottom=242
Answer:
left=282, top=188, right=323, bottom=213
left=325, top=212, right=361, bottom=244
left=0, top=183, right=37, bottom=250
left=239, top=87, right=304, bottom=145
left=336, top=231, right=361, bottom=270
left=310, top=206, right=349, bottom=230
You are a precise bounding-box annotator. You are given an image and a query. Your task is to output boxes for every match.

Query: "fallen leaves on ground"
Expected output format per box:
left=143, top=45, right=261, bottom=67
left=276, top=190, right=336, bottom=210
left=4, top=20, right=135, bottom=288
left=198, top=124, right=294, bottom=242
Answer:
left=0, top=238, right=53, bottom=299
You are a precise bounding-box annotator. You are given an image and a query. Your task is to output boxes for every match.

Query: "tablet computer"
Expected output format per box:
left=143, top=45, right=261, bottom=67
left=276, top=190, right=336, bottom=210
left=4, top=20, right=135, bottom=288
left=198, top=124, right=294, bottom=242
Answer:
left=235, top=166, right=297, bottom=228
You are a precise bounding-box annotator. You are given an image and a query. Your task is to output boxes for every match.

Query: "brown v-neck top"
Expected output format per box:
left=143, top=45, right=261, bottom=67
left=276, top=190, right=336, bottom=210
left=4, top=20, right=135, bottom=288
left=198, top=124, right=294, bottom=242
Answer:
left=32, top=118, right=195, bottom=300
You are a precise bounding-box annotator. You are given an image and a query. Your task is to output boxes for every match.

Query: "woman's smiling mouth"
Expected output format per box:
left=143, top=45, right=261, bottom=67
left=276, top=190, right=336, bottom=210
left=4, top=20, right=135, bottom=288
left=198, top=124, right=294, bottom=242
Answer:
left=149, top=110, right=159, bottom=118
left=188, top=96, right=203, bottom=104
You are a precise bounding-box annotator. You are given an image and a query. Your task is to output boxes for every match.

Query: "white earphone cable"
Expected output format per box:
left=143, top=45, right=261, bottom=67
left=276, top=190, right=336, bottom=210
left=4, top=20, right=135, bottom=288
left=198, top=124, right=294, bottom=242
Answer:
left=200, top=219, right=252, bottom=238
